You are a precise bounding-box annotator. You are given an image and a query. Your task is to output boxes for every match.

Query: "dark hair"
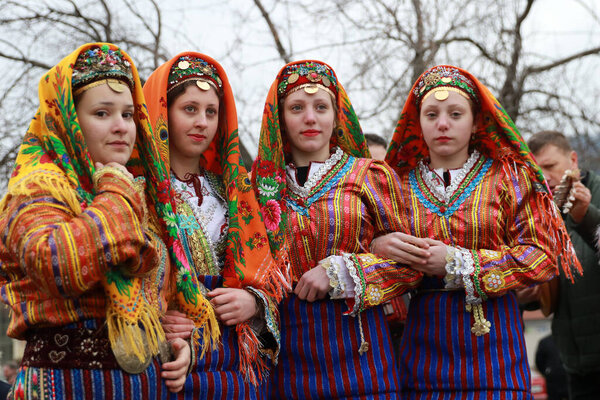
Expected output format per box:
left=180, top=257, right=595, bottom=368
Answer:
left=364, top=133, right=387, bottom=148
left=167, top=80, right=201, bottom=107
left=73, top=77, right=132, bottom=106
left=166, top=80, right=224, bottom=132
left=527, top=130, right=572, bottom=155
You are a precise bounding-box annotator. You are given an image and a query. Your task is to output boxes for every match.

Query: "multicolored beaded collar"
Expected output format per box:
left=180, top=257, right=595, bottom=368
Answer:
left=167, top=55, right=223, bottom=94
left=277, top=61, right=338, bottom=100
left=413, top=65, right=479, bottom=107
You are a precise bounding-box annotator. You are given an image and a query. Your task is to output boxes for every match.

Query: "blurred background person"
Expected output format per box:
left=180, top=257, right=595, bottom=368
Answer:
left=364, top=133, right=388, bottom=161
left=535, top=334, right=568, bottom=400
left=528, top=130, right=600, bottom=400
left=1, top=361, right=17, bottom=386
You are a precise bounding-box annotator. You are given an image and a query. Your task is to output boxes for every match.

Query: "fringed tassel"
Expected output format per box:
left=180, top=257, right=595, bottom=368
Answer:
left=257, top=260, right=291, bottom=303
left=537, top=190, right=583, bottom=282
left=465, top=303, right=491, bottom=336
left=106, top=301, right=165, bottom=361
left=501, top=154, right=583, bottom=282
left=235, top=322, right=266, bottom=385
left=228, top=259, right=290, bottom=385
left=186, top=295, right=221, bottom=359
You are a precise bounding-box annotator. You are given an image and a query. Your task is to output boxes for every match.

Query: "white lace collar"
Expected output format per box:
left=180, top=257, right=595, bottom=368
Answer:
left=286, top=147, right=344, bottom=198
left=417, top=150, right=482, bottom=203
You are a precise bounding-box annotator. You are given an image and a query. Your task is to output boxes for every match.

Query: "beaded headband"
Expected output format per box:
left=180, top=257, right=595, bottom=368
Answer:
left=278, top=61, right=338, bottom=100
left=72, top=45, right=134, bottom=96
left=414, top=65, right=479, bottom=107
left=167, top=55, right=223, bottom=95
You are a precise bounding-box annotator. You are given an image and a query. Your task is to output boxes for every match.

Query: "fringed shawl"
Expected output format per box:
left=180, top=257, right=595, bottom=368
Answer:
left=143, top=52, right=289, bottom=383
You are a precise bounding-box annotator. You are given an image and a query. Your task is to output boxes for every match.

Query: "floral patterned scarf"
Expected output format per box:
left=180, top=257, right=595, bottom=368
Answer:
left=386, top=64, right=582, bottom=280
left=1, top=43, right=174, bottom=364
left=143, top=52, right=289, bottom=381
left=252, top=59, right=369, bottom=249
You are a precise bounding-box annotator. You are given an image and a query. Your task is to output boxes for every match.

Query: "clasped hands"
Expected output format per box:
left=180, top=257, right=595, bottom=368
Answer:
left=370, top=232, right=448, bottom=276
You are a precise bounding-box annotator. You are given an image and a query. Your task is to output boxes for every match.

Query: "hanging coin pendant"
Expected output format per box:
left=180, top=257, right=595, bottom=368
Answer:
left=107, top=80, right=126, bottom=93
left=434, top=89, right=449, bottom=101
left=112, top=332, right=151, bottom=374
left=304, top=85, right=319, bottom=94
left=196, top=80, right=211, bottom=91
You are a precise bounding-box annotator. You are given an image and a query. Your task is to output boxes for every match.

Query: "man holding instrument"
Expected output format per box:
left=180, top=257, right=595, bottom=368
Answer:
left=528, top=130, right=600, bottom=400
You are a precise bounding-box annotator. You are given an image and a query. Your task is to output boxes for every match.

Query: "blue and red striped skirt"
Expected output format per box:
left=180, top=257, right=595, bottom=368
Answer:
left=172, top=275, right=268, bottom=400
left=399, top=289, right=533, bottom=399
left=270, top=294, right=400, bottom=399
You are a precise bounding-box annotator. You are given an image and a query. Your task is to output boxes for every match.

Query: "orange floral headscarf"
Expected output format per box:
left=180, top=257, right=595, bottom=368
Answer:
left=143, top=52, right=289, bottom=382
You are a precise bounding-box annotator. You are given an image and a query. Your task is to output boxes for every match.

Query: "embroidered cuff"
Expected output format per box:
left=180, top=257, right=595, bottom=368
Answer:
left=245, top=286, right=280, bottom=360
left=320, top=255, right=355, bottom=300
left=460, top=248, right=480, bottom=305
left=187, top=327, right=199, bottom=376
left=343, top=253, right=364, bottom=315
left=245, top=287, right=267, bottom=335
left=446, top=247, right=490, bottom=336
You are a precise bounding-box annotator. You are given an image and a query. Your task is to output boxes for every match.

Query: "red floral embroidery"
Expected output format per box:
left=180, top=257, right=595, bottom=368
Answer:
left=261, top=199, right=282, bottom=232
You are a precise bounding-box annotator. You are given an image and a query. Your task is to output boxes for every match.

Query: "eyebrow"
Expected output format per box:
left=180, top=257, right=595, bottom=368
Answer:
left=94, top=101, right=134, bottom=107
left=182, top=100, right=218, bottom=107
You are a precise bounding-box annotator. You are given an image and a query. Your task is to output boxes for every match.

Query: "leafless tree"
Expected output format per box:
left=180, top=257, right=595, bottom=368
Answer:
left=241, top=0, right=600, bottom=167
left=0, top=0, right=260, bottom=189
left=0, top=0, right=175, bottom=188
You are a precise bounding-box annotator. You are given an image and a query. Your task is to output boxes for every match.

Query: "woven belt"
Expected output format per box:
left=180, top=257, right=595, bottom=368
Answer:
left=22, top=323, right=119, bottom=370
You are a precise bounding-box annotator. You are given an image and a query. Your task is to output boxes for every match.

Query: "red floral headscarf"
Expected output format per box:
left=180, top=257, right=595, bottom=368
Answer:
left=252, top=60, right=369, bottom=253
left=386, top=64, right=582, bottom=281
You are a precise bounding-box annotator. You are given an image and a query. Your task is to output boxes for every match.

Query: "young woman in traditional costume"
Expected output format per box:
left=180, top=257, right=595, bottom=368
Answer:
left=0, top=43, right=194, bottom=399
left=252, top=60, right=423, bottom=399
left=142, top=52, right=288, bottom=398
left=372, top=65, right=582, bottom=398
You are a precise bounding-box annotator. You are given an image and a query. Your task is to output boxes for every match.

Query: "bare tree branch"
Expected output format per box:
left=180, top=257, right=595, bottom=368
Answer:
left=526, top=47, right=600, bottom=75
left=253, top=0, right=290, bottom=63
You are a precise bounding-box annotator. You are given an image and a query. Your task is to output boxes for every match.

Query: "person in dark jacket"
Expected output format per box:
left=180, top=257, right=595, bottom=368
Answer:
left=528, top=130, right=600, bottom=400
left=535, top=334, right=568, bottom=400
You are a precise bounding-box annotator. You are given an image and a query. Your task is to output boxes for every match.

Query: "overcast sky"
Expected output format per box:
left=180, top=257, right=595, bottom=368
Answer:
left=1, top=0, right=597, bottom=158
left=153, top=0, right=600, bottom=154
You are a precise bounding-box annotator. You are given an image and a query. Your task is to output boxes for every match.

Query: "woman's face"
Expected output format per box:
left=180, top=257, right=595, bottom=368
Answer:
left=76, top=83, right=136, bottom=166
left=282, top=88, right=335, bottom=165
left=168, top=84, right=219, bottom=163
left=419, top=90, right=475, bottom=168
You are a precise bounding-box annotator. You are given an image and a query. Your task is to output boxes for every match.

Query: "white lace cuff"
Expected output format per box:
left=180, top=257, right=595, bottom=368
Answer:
left=444, top=246, right=480, bottom=305
left=444, top=246, right=465, bottom=288
left=320, top=255, right=355, bottom=299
